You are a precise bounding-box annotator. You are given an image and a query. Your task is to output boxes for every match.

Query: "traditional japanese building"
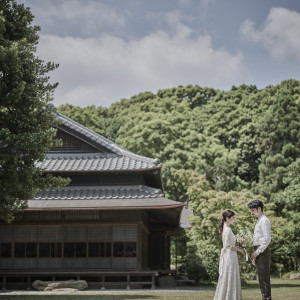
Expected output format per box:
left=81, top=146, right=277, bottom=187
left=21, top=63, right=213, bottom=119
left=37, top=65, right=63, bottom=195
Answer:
left=0, top=111, right=187, bottom=289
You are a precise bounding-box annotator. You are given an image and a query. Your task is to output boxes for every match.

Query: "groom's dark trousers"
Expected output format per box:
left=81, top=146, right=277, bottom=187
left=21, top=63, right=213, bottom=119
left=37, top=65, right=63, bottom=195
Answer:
left=255, top=246, right=271, bottom=300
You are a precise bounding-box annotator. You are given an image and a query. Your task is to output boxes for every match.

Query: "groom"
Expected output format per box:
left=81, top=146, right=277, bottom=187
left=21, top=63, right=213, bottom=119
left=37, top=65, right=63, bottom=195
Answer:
left=248, top=200, right=272, bottom=300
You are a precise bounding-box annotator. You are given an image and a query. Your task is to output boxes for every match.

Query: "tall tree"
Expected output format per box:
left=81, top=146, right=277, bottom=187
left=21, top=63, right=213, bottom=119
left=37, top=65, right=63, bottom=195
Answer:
left=255, top=83, right=300, bottom=203
left=59, top=81, right=300, bottom=276
left=0, top=0, right=68, bottom=222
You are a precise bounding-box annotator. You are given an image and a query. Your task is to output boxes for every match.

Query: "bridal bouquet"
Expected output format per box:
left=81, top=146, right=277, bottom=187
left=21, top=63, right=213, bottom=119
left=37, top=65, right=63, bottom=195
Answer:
left=235, top=229, right=255, bottom=261
left=236, top=229, right=253, bottom=247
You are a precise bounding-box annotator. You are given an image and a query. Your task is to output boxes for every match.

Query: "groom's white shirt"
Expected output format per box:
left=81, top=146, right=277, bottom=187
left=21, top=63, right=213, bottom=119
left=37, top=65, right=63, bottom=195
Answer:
left=254, top=214, right=271, bottom=255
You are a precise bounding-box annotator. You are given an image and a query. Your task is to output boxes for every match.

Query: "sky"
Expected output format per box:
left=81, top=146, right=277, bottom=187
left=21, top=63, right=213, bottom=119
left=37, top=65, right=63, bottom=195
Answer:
left=22, top=0, right=300, bottom=108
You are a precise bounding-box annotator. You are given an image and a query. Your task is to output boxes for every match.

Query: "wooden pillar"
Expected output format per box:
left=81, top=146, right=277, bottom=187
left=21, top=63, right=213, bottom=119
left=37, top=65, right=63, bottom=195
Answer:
left=175, top=235, right=178, bottom=274
left=166, top=234, right=171, bottom=269
left=2, top=276, right=6, bottom=290
left=151, top=274, right=155, bottom=290
left=137, top=223, right=142, bottom=270
left=101, top=275, right=105, bottom=290
left=126, top=274, right=130, bottom=290
left=27, top=275, right=31, bottom=290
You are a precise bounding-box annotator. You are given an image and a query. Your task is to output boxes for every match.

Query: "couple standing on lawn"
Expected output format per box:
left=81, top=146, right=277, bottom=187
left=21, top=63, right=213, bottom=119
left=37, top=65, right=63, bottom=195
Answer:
left=214, top=200, right=272, bottom=300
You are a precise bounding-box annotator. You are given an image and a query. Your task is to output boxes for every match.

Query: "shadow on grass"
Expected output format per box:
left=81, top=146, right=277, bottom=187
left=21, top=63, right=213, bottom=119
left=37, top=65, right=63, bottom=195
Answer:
left=272, top=283, right=300, bottom=288
left=246, top=281, right=300, bottom=289
left=0, top=295, right=159, bottom=300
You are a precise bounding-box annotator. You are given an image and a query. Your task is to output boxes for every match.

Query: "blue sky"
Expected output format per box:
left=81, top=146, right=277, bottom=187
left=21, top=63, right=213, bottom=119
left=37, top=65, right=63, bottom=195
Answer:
left=23, top=0, right=300, bottom=107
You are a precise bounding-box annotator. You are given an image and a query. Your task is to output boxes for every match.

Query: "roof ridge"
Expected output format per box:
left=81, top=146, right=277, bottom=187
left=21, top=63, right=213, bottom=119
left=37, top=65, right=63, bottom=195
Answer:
left=56, top=112, right=122, bottom=155
left=56, top=111, right=161, bottom=166
left=44, top=184, right=162, bottom=192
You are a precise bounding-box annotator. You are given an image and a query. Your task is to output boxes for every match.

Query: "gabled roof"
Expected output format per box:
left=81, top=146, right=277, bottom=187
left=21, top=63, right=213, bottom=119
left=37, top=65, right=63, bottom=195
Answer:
left=28, top=111, right=186, bottom=229
left=47, top=112, right=161, bottom=172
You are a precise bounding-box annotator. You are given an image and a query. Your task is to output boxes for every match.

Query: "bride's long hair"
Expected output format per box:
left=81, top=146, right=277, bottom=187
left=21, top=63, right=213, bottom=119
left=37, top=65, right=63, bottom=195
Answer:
left=218, top=209, right=235, bottom=233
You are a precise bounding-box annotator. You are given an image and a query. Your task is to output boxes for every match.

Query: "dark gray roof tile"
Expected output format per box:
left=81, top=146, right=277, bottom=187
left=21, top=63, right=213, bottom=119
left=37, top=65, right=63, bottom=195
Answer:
left=55, top=112, right=162, bottom=169
left=34, top=185, right=164, bottom=200
left=38, top=153, right=159, bottom=172
left=29, top=185, right=185, bottom=210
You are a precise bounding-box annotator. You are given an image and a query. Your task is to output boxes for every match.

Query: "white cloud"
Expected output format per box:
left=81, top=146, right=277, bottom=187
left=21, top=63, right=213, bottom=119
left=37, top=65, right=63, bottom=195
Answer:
left=26, top=0, right=126, bottom=37
left=38, top=23, right=245, bottom=107
left=240, top=7, right=300, bottom=60
left=177, top=0, right=216, bottom=6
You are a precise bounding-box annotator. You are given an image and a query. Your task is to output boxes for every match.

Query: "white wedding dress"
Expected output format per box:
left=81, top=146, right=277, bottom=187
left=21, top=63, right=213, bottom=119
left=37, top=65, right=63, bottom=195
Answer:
left=213, top=227, right=242, bottom=300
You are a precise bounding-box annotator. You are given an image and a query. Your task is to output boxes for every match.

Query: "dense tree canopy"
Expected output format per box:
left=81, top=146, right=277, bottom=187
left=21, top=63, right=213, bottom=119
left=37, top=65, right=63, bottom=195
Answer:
left=0, top=0, right=68, bottom=222
left=59, top=80, right=300, bottom=277
left=2, top=0, right=298, bottom=279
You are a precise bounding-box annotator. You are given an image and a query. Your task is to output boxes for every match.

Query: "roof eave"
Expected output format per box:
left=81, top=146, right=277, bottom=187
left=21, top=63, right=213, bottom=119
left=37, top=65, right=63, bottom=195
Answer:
left=43, top=166, right=162, bottom=173
left=24, top=203, right=184, bottom=211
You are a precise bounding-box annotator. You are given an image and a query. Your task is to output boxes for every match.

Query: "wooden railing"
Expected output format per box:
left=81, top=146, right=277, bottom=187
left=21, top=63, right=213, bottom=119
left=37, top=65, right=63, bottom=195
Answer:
left=0, top=269, right=159, bottom=290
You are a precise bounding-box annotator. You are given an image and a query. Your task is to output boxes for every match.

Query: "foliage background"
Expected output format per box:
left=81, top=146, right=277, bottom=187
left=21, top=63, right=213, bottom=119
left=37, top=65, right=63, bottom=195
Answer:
left=0, top=0, right=69, bottom=222
left=59, top=80, right=300, bottom=280
left=1, top=0, right=299, bottom=281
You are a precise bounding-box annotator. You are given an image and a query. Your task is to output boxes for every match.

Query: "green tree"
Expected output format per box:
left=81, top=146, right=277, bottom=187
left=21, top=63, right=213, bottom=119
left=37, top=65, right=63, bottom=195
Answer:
left=170, top=168, right=273, bottom=280
left=192, top=84, right=262, bottom=188
left=255, top=83, right=300, bottom=204
left=272, top=159, right=300, bottom=271
left=0, top=0, right=69, bottom=222
left=56, top=81, right=300, bottom=276
left=58, top=104, right=122, bottom=142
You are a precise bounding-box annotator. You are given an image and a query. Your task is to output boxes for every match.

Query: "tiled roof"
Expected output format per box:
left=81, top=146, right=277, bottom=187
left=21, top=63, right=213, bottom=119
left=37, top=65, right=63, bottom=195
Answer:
left=29, top=185, right=183, bottom=210
left=56, top=112, right=122, bottom=155
left=34, top=185, right=164, bottom=200
left=27, top=198, right=183, bottom=210
left=54, top=112, right=161, bottom=170
left=39, top=153, right=159, bottom=172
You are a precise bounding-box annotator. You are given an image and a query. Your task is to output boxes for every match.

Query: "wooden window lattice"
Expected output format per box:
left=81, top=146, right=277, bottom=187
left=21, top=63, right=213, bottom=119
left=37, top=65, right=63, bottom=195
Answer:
left=51, top=130, right=100, bottom=153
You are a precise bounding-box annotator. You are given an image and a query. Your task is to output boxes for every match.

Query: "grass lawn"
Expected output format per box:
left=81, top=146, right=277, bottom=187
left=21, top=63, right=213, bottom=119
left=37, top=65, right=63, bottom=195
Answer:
left=0, top=278, right=299, bottom=300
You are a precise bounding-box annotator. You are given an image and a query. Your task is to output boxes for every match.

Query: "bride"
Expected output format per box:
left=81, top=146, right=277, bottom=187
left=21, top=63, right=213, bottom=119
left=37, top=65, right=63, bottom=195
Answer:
left=214, top=209, right=245, bottom=300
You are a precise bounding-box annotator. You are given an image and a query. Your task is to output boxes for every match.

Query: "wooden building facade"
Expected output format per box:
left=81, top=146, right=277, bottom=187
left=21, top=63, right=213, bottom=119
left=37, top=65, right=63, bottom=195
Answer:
left=0, top=112, right=185, bottom=289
